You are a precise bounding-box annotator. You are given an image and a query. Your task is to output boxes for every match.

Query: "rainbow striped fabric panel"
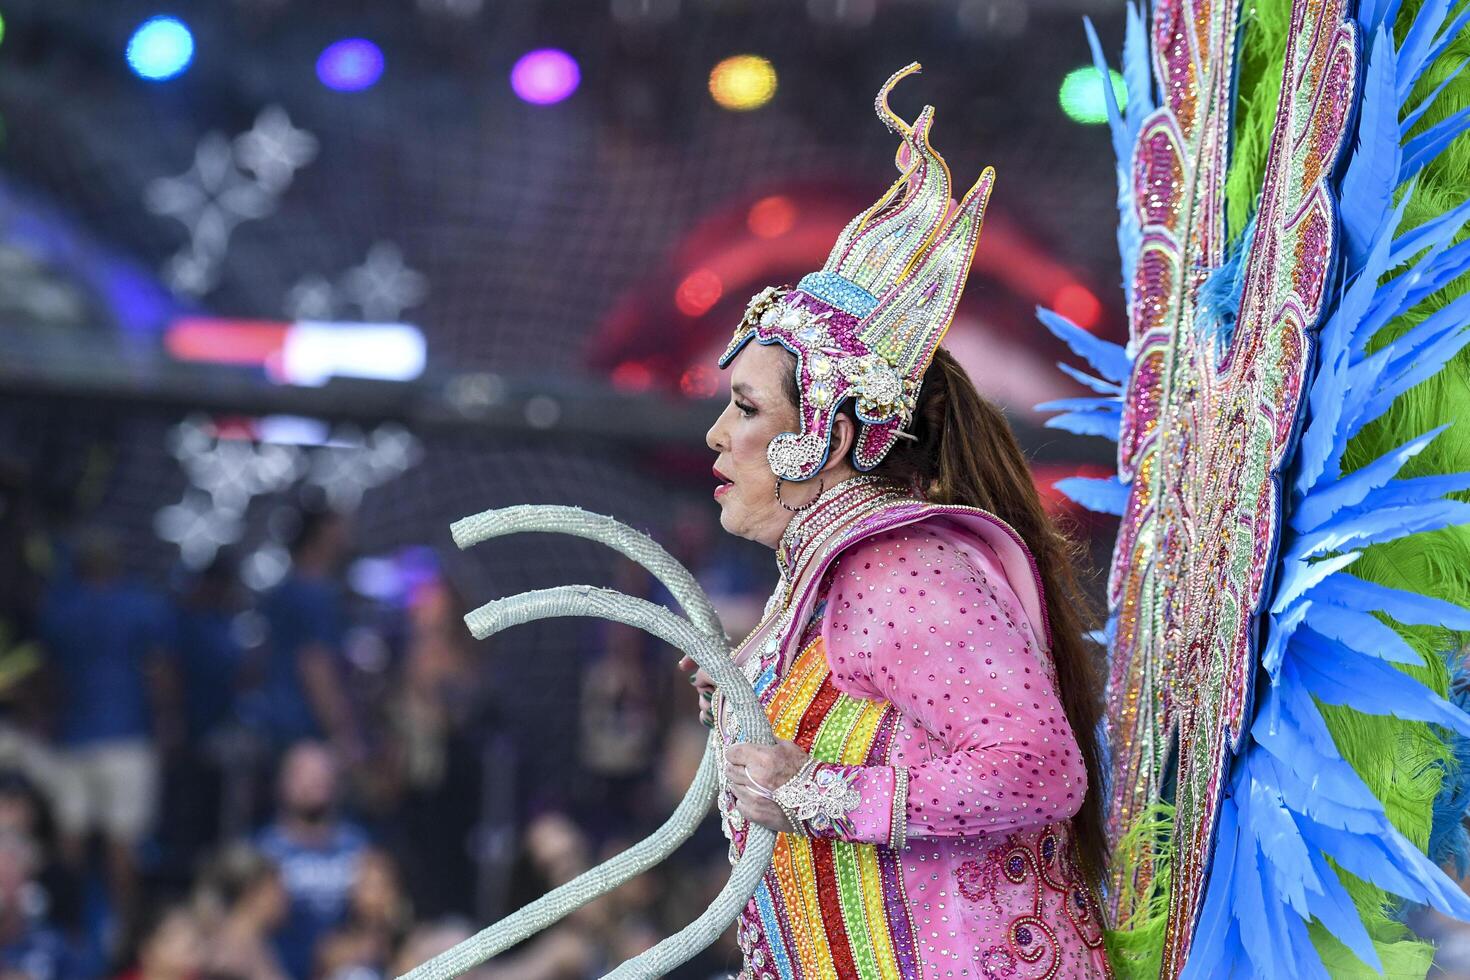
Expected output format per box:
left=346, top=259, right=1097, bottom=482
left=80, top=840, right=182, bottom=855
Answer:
left=746, top=637, right=920, bottom=979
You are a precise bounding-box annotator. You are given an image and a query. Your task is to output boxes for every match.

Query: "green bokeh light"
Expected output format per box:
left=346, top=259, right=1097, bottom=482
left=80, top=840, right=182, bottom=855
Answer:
left=1059, top=66, right=1127, bottom=124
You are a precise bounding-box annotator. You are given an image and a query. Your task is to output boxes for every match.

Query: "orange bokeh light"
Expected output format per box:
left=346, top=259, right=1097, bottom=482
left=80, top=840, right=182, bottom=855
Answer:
left=675, top=268, right=724, bottom=317
left=1052, top=282, right=1101, bottom=330
left=747, top=195, right=796, bottom=238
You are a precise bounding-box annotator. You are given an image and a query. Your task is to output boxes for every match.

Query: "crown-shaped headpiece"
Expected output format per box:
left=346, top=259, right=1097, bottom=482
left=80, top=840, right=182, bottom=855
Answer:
left=719, top=63, right=996, bottom=482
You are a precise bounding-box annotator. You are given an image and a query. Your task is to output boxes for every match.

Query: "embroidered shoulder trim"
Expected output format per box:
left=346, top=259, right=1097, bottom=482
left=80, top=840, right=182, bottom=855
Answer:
left=773, top=760, right=862, bottom=839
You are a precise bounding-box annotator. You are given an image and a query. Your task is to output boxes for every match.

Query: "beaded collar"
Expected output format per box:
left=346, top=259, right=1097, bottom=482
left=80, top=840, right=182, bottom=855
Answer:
left=775, top=475, right=913, bottom=589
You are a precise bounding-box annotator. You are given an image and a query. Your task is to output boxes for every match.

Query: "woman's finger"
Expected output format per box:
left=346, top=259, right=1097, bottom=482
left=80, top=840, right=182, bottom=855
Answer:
left=729, top=782, right=761, bottom=809
left=729, top=763, right=771, bottom=797
left=730, top=789, right=786, bottom=830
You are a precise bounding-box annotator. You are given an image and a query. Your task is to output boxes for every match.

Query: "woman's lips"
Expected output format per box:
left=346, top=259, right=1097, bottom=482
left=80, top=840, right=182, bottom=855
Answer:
left=713, top=465, right=734, bottom=499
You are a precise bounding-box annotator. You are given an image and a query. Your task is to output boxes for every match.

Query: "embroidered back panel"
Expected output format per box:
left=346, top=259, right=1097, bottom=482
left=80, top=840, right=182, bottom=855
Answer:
left=1104, top=0, right=1358, bottom=970
left=744, top=635, right=919, bottom=980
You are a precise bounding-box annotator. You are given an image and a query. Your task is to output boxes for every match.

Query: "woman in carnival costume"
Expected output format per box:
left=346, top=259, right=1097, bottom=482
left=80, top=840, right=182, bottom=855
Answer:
left=686, top=64, right=1114, bottom=979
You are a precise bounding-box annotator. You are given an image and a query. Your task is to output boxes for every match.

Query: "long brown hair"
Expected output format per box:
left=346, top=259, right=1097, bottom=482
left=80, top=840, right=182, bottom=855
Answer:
left=783, top=346, right=1108, bottom=886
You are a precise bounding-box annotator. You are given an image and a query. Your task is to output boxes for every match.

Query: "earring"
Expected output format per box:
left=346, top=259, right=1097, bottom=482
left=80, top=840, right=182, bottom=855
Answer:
left=775, top=475, right=823, bottom=513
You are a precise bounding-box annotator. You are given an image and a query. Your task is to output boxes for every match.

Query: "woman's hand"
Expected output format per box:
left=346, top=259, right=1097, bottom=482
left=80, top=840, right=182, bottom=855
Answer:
left=677, top=655, right=717, bottom=726
left=725, top=740, right=810, bottom=834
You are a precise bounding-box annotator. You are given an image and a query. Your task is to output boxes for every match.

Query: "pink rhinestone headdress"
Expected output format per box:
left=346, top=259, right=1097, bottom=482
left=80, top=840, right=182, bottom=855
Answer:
left=718, top=63, right=996, bottom=483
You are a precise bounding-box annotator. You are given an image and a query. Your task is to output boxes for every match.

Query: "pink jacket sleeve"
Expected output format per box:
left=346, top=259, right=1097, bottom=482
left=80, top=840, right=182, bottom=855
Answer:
left=809, top=521, right=1087, bottom=847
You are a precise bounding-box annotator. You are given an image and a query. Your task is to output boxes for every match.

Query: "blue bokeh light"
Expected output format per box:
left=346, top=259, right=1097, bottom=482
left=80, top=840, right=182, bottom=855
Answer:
left=126, top=16, right=195, bottom=81
left=316, top=39, right=384, bottom=92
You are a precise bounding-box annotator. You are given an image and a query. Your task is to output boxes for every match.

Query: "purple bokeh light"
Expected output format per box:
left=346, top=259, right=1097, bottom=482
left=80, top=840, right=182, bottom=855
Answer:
left=510, top=49, right=580, bottom=105
left=317, top=39, right=384, bottom=92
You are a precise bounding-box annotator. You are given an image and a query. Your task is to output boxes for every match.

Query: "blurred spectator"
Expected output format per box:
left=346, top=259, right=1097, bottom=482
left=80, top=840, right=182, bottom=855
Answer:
left=114, top=907, right=203, bottom=980
left=256, top=510, right=357, bottom=761
left=315, top=851, right=409, bottom=980
left=379, top=578, right=484, bottom=920
left=0, top=775, right=43, bottom=841
left=516, top=814, right=587, bottom=897
left=576, top=564, right=661, bottom=842
left=38, top=530, right=179, bottom=939
left=193, top=844, right=287, bottom=980
left=0, top=460, right=54, bottom=819
left=164, top=553, right=247, bottom=870
left=0, top=773, right=79, bottom=939
left=174, top=554, right=246, bottom=749
left=0, top=830, right=74, bottom=980
left=255, top=743, right=367, bottom=980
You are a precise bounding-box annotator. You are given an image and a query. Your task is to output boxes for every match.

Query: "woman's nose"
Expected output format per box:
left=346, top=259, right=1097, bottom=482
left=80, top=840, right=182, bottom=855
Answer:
left=706, top=412, right=725, bottom=452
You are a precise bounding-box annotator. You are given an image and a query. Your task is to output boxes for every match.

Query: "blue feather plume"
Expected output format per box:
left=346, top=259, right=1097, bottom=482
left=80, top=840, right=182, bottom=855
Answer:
left=1429, top=647, right=1470, bottom=878
left=1196, top=217, right=1256, bottom=359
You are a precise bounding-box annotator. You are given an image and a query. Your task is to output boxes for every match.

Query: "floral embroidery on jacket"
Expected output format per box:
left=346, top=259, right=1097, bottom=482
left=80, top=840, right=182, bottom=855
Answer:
left=959, top=830, right=1107, bottom=978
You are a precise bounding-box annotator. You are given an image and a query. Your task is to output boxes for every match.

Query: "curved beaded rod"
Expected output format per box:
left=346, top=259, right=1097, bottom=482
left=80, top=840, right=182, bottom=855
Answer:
left=451, top=505, right=737, bottom=962
left=410, top=587, right=777, bottom=980
left=449, top=505, right=724, bottom=640
left=398, top=508, right=778, bottom=980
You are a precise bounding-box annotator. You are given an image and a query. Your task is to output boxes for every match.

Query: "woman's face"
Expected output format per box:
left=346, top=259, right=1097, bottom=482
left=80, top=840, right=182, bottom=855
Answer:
left=706, top=341, right=809, bottom=549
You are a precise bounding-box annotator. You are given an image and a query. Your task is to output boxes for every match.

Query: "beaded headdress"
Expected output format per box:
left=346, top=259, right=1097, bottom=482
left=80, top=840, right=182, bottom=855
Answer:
left=718, top=63, right=995, bottom=483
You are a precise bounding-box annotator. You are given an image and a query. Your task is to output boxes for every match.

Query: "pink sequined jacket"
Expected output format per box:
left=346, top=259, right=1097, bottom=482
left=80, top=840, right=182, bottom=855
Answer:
left=714, top=479, right=1111, bottom=979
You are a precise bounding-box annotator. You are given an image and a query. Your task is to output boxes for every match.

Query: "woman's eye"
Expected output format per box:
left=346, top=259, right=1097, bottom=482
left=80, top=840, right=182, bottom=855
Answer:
left=735, top=401, right=755, bottom=417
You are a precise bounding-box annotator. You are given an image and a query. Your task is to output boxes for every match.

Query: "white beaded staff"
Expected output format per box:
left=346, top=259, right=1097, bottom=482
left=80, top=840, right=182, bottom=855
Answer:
left=396, top=505, right=778, bottom=980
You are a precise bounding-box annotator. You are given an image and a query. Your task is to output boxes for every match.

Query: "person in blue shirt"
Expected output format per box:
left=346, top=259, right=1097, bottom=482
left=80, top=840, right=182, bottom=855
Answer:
left=165, top=551, right=248, bottom=870
left=255, top=509, right=358, bottom=761
left=256, top=741, right=368, bottom=980
left=174, top=553, right=246, bottom=744
left=37, top=530, right=178, bottom=942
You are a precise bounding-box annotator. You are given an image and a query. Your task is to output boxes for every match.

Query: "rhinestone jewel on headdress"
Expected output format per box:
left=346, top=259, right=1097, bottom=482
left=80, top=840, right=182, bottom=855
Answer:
left=717, top=62, right=996, bottom=483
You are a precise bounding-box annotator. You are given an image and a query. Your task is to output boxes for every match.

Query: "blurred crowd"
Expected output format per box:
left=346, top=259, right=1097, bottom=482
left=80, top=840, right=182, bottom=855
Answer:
left=0, top=461, right=772, bottom=980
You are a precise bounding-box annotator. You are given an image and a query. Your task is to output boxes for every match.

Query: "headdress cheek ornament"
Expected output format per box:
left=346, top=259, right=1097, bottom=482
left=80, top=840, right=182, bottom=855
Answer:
left=717, top=63, right=996, bottom=483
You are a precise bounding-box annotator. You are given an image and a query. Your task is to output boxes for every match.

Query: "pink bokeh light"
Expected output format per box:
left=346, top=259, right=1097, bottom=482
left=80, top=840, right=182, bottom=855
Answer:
left=510, top=48, right=580, bottom=105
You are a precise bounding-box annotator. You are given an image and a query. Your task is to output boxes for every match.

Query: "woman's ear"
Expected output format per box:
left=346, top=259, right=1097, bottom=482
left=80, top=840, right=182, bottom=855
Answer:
left=824, top=410, right=858, bottom=475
